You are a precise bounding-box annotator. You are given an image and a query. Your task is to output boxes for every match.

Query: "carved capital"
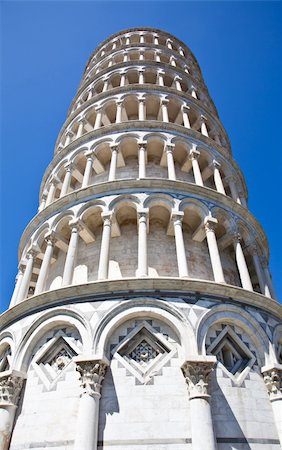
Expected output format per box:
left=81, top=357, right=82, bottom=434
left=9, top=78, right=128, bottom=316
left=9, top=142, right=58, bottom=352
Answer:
left=75, top=359, right=108, bottom=398
left=262, top=367, right=282, bottom=401
left=0, top=373, right=25, bottom=406
left=181, top=359, right=215, bottom=399
left=204, top=216, right=218, bottom=233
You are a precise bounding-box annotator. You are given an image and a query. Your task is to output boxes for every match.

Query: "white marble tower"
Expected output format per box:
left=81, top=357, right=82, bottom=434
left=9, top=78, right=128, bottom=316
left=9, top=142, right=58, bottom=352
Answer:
left=0, top=28, right=281, bottom=450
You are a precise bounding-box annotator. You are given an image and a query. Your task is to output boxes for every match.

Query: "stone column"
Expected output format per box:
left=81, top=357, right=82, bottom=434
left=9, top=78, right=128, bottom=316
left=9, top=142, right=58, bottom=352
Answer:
left=182, top=105, right=191, bottom=128
left=9, top=265, right=24, bottom=307
left=200, top=117, right=209, bottom=137
left=139, top=52, right=144, bottom=61
left=154, top=34, right=159, bottom=45
left=62, top=220, right=80, bottom=286
left=170, top=56, right=176, bottom=67
left=138, top=143, right=146, bottom=178
left=94, top=107, right=102, bottom=130
left=98, top=213, right=112, bottom=280
left=82, top=151, right=94, bottom=188
left=261, top=257, right=276, bottom=300
left=225, top=175, right=241, bottom=204
left=64, top=130, right=74, bottom=147
left=60, top=163, right=73, bottom=197
left=123, top=52, right=128, bottom=62
left=174, top=76, right=182, bottom=91
left=191, top=86, right=198, bottom=99
left=76, top=118, right=86, bottom=138
left=108, top=145, right=119, bottom=182
left=155, top=51, right=161, bottom=62
left=73, top=357, right=108, bottom=450
left=34, top=232, right=56, bottom=295
left=205, top=217, right=225, bottom=283
left=87, top=88, right=93, bottom=100
left=249, top=245, right=271, bottom=297
left=262, top=365, right=282, bottom=447
left=116, top=100, right=123, bottom=123
left=38, top=192, right=47, bottom=212
left=138, top=69, right=144, bottom=84
left=45, top=178, right=57, bottom=206
left=233, top=233, right=253, bottom=291
left=166, top=38, right=173, bottom=49
left=212, top=160, right=226, bottom=195
left=0, top=371, right=25, bottom=450
left=16, top=250, right=36, bottom=302
left=120, top=73, right=126, bottom=87
left=166, top=144, right=176, bottom=180
left=136, top=209, right=148, bottom=277
left=158, top=70, right=164, bottom=86
left=172, top=213, right=189, bottom=277
left=161, top=98, right=169, bottom=123
left=189, top=148, right=203, bottom=186
left=138, top=98, right=146, bottom=120
left=102, top=78, right=109, bottom=92
left=181, top=357, right=217, bottom=450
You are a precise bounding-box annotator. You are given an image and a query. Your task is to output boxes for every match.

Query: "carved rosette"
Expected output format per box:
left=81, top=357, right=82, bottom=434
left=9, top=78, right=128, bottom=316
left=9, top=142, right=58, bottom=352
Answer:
left=76, top=360, right=108, bottom=398
left=263, top=368, right=282, bottom=401
left=0, top=375, right=24, bottom=406
left=181, top=361, right=215, bottom=399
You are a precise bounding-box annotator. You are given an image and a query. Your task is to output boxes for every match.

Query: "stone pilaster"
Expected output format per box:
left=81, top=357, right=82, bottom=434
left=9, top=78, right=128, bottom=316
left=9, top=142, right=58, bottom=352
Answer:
left=181, top=357, right=217, bottom=450
left=0, top=371, right=25, bottom=450
left=262, top=364, right=282, bottom=446
left=73, top=357, right=108, bottom=450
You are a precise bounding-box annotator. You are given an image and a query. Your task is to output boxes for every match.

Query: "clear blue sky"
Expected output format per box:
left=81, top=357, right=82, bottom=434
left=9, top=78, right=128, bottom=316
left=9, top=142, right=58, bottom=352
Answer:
left=1, top=1, right=281, bottom=312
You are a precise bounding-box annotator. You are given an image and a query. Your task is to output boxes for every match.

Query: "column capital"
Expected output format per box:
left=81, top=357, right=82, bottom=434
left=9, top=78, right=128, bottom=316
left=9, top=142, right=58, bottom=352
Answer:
left=101, top=211, right=113, bottom=225
left=138, top=96, right=146, bottom=103
left=174, top=75, right=182, bottom=81
left=160, top=97, right=169, bottom=106
left=65, top=130, right=74, bottom=138
left=137, top=141, right=147, bottom=150
left=78, top=116, right=87, bottom=125
left=212, top=159, right=221, bottom=169
left=84, top=149, right=94, bottom=159
left=74, top=357, right=109, bottom=398
left=110, top=143, right=119, bottom=153
left=44, top=230, right=57, bottom=246
left=181, top=104, right=190, bottom=112
left=64, top=161, right=74, bottom=171
left=204, top=216, right=218, bottom=233
left=0, top=371, right=26, bottom=406
left=138, top=68, right=145, bottom=73
left=189, top=148, right=200, bottom=160
left=181, top=357, right=216, bottom=400
left=200, top=114, right=208, bottom=122
left=261, top=365, right=282, bottom=401
left=68, top=218, right=82, bottom=232
left=94, top=104, right=103, bottom=112
left=50, top=174, right=61, bottom=186
left=137, top=208, right=149, bottom=220
left=232, top=231, right=242, bottom=243
left=171, top=211, right=184, bottom=224
left=165, top=143, right=175, bottom=153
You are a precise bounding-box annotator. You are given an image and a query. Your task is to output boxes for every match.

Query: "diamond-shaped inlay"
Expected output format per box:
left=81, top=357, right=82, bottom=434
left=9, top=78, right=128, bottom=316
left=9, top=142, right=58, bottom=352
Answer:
left=129, top=340, right=159, bottom=366
left=206, top=325, right=256, bottom=383
left=111, top=321, right=177, bottom=384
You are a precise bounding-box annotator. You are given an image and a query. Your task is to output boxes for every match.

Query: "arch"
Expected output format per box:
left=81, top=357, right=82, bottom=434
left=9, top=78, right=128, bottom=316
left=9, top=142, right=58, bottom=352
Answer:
left=14, top=308, right=91, bottom=372
left=51, top=210, right=75, bottom=232
left=196, top=304, right=271, bottom=367
left=93, top=298, right=196, bottom=358
left=108, top=194, right=140, bottom=212
left=143, top=193, right=174, bottom=211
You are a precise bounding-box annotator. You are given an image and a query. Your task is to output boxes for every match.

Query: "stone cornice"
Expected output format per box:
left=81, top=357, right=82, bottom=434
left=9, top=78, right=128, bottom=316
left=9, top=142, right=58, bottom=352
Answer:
left=68, top=61, right=217, bottom=117
left=28, top=180, right=262, bottom=259
left=57, top=85, right=225, bottom=150
left=83, top=28, right=201, bottom=76
left=1, top=278, right=281, bottom=332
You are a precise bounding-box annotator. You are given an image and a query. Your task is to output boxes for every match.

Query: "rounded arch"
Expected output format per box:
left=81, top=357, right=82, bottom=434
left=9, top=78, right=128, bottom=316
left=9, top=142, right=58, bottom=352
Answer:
left=143, top=193, right=174, bottom=211
left=108, top=194, right=140, bottom=212
left=51, top=210, right=75, bottom=232
left=196, top=304, right=271, bottom=367
left=14, top=308, right=92, bottom=372
left=93, top=298, right=196, bottom=359
left=31, top=223, right=51, bottom=248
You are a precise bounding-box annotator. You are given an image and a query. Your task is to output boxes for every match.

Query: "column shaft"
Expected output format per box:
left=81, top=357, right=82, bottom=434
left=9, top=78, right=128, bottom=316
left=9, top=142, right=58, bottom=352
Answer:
left=98, top=215, right=112, bottom=280
left=34, top=237, right=54, bottom=295
left=16, top=253, right=34, bottom=302
left=46, top=182, right=56, bottom=206
left=138, top=145, right=146, bottom=178
left=233, top=236, right=253, bottom=291
left=82, top=156, right=93, bottom=188
left=213, top=162, right=226, bottom=195
left=137, top=212, right=148, bottom=277
left=60, top=165, right=72, bottom=197
left=205, top=220, right=225, bottom=283
left=62, top=224, right=79, bottom=286
left=166, top=147, right=176, bottom=180
left=108, top=147, right=118, bottom=181
left=173, top=217, right=189, bottom=277
left=9, top=268, right=24, bottom=307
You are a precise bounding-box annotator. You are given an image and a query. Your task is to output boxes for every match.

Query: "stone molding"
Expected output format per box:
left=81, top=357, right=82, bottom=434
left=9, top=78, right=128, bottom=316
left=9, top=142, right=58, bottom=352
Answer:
left=181, top=357, right=216, bottom=399
left=0, top=371, right=26, bottom=406
left=74, top=357, right=108, bottom=398
left=2, top=278, right=281, bottom=333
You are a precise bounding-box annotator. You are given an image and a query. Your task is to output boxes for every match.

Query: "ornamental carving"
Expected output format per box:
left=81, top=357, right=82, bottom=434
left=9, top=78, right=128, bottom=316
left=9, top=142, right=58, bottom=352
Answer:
left=0, top=375, right=24, bottom=405
left=181, top=361, right=214, bottom=399
left=263, top=368, right=282, bottom=399
left=76, top=360, right=108, bottom=397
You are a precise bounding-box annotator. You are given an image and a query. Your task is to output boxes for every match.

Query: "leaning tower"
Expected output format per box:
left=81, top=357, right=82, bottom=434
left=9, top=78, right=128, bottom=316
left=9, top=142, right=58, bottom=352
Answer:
left=0, top=28, right=281, bottom=450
